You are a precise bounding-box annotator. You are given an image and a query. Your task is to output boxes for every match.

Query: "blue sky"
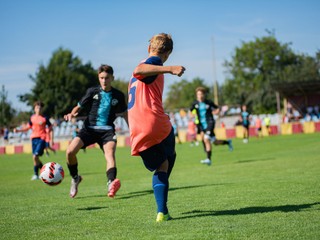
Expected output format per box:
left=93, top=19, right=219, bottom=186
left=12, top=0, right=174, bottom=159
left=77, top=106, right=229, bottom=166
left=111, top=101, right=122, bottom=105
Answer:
left=0, top=0, right=319, bottom=111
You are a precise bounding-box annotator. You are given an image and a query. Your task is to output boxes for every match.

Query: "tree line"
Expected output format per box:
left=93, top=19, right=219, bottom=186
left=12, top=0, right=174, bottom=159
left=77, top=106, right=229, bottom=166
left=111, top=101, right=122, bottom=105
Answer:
left=1, top=33, right=319, bottom=128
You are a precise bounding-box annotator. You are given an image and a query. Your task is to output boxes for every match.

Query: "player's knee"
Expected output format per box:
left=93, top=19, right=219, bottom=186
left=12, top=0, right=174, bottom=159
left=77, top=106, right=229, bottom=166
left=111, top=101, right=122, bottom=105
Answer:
left=66, top=147, right=77, bottom=159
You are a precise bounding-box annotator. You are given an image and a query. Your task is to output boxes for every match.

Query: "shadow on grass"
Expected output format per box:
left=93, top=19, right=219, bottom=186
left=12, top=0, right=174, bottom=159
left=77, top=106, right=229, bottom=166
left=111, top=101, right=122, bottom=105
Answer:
left=235, top=157, right=276, bottom=164
left=74, top=183, right=232, bottom=200
left=175, top=202, right=320, bottom=220
left=77, top=206, right=109, bottom=211
left=116, top=183, right=231, bottom=200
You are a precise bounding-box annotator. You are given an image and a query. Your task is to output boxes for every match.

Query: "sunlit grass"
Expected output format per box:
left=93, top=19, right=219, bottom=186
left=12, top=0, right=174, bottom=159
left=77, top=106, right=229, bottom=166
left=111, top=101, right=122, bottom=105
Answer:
left=0, top=133, right=319, bottom=239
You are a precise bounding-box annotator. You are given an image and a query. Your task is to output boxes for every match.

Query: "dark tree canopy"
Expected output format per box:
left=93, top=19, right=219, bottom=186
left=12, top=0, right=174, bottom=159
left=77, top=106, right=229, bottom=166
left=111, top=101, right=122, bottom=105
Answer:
left=19, top=47, right=97, bottom=118
left=0, top=85, right=16, bottom=128
left=221, top=34, right=320, bottom=113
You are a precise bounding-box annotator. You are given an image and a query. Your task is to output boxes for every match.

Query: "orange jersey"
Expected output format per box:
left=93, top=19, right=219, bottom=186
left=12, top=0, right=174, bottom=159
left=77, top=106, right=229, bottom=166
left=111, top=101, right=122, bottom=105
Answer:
left=187, top=120, right=197, bottom=135
left=29, top=114, right=51, bottom=140
left=128, top=57, right=172, bottom=156
left=255, top=118, right=262, bottom=128
left=45, top=127, right=52, bottom=142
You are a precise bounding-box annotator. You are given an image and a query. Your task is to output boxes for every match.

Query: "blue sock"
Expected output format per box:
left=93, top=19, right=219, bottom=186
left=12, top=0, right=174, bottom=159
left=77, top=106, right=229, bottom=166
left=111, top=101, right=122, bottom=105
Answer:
left=152, top=172, right=169, bottom=214
left=33, top=165, right=38, bottom=176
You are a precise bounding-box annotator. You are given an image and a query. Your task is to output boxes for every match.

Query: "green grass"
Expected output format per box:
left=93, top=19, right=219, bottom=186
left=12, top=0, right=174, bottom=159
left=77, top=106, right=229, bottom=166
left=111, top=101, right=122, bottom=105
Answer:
left=1, top=133, right=319, bottom=240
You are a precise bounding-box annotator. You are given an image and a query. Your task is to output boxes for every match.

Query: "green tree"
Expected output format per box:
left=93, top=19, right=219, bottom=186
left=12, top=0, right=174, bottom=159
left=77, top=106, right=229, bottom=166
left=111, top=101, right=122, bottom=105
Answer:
left=277, top=53, right=320, bottom=82
left=0, top=85, right=16, bottom=128
left=19, top=47, right=97, bottom=118
left=221, top=34, right=320, bottom=113
left=164, top=78, right=211, bottom=110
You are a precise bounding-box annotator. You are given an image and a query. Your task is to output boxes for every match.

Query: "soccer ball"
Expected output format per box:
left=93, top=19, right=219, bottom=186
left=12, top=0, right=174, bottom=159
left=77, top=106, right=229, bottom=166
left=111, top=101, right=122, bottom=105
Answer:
left=40, top=162, right=64, bottom=186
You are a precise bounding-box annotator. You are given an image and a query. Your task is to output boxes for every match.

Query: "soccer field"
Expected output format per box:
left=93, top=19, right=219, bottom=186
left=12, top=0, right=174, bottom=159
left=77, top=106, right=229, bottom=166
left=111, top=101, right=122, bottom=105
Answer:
left=0, top=133, right=319, bottom=240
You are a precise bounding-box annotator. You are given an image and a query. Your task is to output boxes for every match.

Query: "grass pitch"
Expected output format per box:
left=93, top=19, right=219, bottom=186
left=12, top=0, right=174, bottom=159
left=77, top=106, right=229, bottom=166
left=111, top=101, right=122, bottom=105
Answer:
left=0, top=133, right=319, bottom=239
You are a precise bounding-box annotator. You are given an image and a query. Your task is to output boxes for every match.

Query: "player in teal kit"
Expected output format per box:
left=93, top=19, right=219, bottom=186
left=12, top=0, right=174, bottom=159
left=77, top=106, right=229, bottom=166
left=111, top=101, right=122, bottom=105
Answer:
left=64, top=64, right=128, bottom=198
left=241, top=105, right=250, bottom=143
left=190, top=87, right=233, bottom=166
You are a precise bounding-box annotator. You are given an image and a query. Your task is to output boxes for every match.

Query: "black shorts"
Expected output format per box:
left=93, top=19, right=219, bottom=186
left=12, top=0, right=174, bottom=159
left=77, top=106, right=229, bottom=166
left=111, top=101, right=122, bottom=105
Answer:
left=139, top=128, right=175, bottom=172
left=197, top=121, right=215, bottom=137
left=78, top=127, right=116, bottom=149
left=242, top=123, right=250, bottom=130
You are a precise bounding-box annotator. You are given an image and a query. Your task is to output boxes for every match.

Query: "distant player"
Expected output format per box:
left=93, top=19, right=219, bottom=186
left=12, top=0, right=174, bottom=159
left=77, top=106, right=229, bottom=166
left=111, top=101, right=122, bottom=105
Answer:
left=64, top=64, right=128, bottom=198
left=14, top=101, right=53, bottom=180
left=45, top=126, right=56, bottom=156
left=264, top=115, right=271, bottom=135
left=169, top=112, right=181, bottom=144
left=3, top=127, right=9, bottom=144
left=255, top=116, right=262, bottom=138
left=240, top=105, right=250, bottom=143
left=187, top=115, right=198, bottom=147
left=128, top=33, right=185, bottom=222
left=190, top=87, right=233, bottom=166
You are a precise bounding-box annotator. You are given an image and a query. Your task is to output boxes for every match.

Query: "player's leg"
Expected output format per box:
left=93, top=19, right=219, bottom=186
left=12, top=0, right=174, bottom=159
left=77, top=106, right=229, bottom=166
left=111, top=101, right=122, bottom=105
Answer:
left=243, top=125, right=249, bottom=143
left=66, top=136, right=84, bottom=169
left=213, top=138, right=233, bottom=151
left=200, top=131, right=212, bottom=166
left=155, top=129, right=176, bottom=222
left=31, top=155, right=41, bottom=180
left=31, top=138, right=45, bottom=180
left=102, top=141, right=121, bottom=198
left=45, top=142, right=50, bottom=156
left=66, top=136, right=84, bottom=198
left=140, top=130, right=174, bottom=222
left=155, top=128, right=176, bottom=218
left=154, top=159, right=171, bottom=222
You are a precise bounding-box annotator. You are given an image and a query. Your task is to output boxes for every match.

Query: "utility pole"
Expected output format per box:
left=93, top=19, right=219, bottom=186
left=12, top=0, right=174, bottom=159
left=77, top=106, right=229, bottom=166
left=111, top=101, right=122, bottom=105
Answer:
left=211, top=37, right=219, bottom=105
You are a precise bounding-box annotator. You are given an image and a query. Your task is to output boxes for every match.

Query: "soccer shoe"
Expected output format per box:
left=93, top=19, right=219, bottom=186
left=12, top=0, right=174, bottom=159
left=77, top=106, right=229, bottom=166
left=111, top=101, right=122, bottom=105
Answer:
left=156, top=212, right=172, bottom=222
left=200, top=159, right=212, bottom=166
left=70, top=175, right=82, bottom=198
left=107, top=179, right=121, bottom=198
left=31, top=175, right=39, bottom=180
left=228, top=140, right=233, bottom=151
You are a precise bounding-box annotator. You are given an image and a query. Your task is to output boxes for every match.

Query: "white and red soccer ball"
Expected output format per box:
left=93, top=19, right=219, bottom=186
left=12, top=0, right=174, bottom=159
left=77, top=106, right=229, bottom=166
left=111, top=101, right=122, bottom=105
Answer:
left=40, top=162, right=64, bottom=186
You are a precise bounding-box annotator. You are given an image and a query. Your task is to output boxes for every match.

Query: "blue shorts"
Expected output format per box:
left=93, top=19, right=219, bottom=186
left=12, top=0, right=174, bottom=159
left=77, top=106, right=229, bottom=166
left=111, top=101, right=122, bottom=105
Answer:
left=139, top=128, right=176, bottom=172
left=32, top=138, right=46, bottom=156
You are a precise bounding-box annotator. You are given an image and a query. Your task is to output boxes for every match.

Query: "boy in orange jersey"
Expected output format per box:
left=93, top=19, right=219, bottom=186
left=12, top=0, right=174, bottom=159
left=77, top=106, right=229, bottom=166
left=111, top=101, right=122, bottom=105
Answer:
left=128, top=33, right=185, bottom=222
left=14, top=101, right=53, bottom=180
left=255, top=116, right=262, bottom=138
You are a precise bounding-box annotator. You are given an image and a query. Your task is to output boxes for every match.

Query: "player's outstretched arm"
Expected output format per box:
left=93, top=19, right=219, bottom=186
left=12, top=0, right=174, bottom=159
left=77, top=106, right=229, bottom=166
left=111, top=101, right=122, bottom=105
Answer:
left=13, top=125, right=30, bottom=133
left=134, top=64, right=185, bottom=77
left=64, top=105, right=80, bottom=122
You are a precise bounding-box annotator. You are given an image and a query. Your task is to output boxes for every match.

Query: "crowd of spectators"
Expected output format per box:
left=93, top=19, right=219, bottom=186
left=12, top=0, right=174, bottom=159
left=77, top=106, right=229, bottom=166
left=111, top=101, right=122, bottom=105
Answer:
left=284, top=103, right=320, bottom=123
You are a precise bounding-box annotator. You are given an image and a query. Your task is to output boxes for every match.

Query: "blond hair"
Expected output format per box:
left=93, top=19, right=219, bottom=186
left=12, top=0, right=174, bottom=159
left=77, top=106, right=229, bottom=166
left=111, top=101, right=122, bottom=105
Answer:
left=149, top=33, right=173, bottom=54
